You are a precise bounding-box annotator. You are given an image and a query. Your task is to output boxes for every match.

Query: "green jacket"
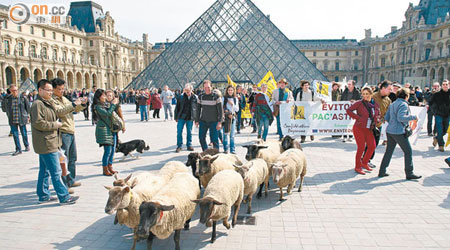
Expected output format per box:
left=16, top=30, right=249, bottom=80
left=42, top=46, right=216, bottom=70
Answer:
left=30, top=95, right=61, bottom=154
left=95, top=103, right=117, bottom=146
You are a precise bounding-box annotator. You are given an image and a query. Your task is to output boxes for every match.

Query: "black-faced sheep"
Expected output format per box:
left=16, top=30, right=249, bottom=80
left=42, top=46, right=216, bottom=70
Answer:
left=234, top=158, right=269, bottom=214
left=271, top=148, right=307, bottom=201
left=104, top=161, right=189, bottom=250
left=136, top=172, right=200, bottom=250
left=281, top=135, right=303, bottom=151
left=197, top=153, right=243, bottom=188
left=192, top=170, right=244, bottom=243
left=185, top=148, right=219, bottom=187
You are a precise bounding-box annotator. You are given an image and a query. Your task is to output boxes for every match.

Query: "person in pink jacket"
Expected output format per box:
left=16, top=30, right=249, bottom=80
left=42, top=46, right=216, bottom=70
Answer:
left=346, top=87, right=380, bottom=175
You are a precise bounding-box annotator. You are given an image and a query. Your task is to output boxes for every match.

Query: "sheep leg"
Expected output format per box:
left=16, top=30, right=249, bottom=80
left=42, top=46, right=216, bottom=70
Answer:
left=264, top=179, right=269, bottom=197
left=287, top=184, right=293, bottom=194
left=232, top=202, right=241, bottom=228
left=279, top=187, right=285, bottom=201
left=131, top=229, right=137, bottom=250
left=174, top=229, right=181, bottom=250
left=146, top=232, right=155, bottom=250
left=257, top=183, right=263, bottom=199
left=247, top=194, right=253, bottom=214
left=211, top=221, right=217, bottom=243
left=223, top=216, right=231, bottom=229
left=184, top=218, right=191, bottom=230
left=298, top=175, right=304, bottom=192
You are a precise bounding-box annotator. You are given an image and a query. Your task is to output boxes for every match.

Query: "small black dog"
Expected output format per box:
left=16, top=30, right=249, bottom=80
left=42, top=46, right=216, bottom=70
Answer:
left=116, top=140, right=149, bottom=160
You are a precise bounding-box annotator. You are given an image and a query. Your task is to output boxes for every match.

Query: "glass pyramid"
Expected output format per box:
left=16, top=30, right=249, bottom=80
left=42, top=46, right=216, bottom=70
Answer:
left=128, top=0, right=327, bottom=89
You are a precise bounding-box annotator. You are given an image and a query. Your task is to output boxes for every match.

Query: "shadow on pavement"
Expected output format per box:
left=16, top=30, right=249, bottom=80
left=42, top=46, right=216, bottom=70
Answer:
left=0, top=191, right=61, bottom=213
left=323, top=177, right=406, bottom=195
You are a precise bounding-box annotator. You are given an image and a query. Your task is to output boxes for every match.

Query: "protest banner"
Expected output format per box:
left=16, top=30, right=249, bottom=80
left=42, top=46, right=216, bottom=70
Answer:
left=280, top=101, right=354, bottom=136
left=241, top=103, right=252, bottom=119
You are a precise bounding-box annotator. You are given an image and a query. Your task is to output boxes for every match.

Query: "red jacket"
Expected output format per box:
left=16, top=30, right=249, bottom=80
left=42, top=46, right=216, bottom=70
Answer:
left=346, top=100, right=380, bottom=129
left=151, top=93, right=162, bottom=109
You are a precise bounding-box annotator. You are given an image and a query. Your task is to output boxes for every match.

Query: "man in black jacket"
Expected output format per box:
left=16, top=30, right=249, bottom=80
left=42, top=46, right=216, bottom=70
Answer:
left=340, top=80, right=360, bottom=142
left=430, top=80, right=450, bottom=152
left=174, top=83, right=198, bottom=152
left=2, top=85, right=30, bottom=155
left=424, top=82, right=440, bottom=136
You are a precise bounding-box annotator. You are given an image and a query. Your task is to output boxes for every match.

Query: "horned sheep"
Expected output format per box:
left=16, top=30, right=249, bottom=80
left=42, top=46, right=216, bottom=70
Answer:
left=136, top=172, right=200, bottom=250
left=197, top=153, right=243, bottom=188
left=104, top=161, right=189, bottom=250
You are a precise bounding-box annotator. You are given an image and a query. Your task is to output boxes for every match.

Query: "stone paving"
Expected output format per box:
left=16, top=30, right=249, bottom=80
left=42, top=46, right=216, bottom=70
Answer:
left=0, top=104, right=450, bottom=250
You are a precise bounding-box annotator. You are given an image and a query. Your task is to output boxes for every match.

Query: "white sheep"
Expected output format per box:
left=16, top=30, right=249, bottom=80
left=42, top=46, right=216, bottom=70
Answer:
left=192, top=169, right=244, bottom=243
left=104, top=161, right=188, bottom=250
left=136, top=172, right=200, bottom=250
left=271, top=148, right=307, bottom=201
left=234, top=158, right=269, bottom=214
left=243, top=139, right=282, bottom=166
left=197, top=153, right=243, bottom=188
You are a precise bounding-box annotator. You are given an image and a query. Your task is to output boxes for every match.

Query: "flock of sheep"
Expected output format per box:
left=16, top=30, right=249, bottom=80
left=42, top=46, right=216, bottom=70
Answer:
left=103, top=135, right=307, bottom=250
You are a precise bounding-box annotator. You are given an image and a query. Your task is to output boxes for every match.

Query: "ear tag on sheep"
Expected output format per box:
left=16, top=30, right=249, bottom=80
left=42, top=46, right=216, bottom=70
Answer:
left=159, top=211, right=163, bottom=222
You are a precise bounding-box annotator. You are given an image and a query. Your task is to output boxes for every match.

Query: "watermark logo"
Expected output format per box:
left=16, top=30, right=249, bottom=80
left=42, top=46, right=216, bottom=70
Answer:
left=8, top=3, right=68, bottom=25
left=9, top=3, right=30, bottom=25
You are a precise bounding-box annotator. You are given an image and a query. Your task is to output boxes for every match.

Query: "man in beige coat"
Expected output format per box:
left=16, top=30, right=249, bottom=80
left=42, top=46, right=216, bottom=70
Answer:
left=31, top=79, right=79, bottom=205
left=51, top=78, right=86, bottom=188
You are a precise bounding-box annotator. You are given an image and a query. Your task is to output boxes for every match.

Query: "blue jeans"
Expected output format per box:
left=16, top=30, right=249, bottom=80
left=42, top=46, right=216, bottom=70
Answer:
left=163, top=103, right=173, bottom=120
left=257, top=115, right=270, bottom=141
left=435, top=115, right=449, bottom=147
left=276, top=114, right=283, bottom=139
left=102, top=133, right=117, bottom=166
left=140, top=105, right=148, bottom=121
left=10, top=124, right=29, bottom=152
left=177, top=119, right=193, bottom=148
left=36, top=152, right=70, bottom=202
left=223, top=119, right=236, bottom=153
left=61, top=133, right=77, bottom=182
left=199, top=121, right=219, bottom=151
left=236, top=110, right=242, bottom=132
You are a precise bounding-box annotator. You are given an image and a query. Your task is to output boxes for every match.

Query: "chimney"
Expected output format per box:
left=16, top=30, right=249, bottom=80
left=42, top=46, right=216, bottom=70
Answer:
left=166, top=38, right=169, bottom=43
left=391, top=26, right=397, bottom=33
left=342, top=36, right=345, bottom=40
left=267, top=14, right=270, bottom=20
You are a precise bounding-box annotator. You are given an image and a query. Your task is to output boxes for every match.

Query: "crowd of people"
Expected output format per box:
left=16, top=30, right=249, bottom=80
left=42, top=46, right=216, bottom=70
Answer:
left=1, top=76, right=449, bottom=205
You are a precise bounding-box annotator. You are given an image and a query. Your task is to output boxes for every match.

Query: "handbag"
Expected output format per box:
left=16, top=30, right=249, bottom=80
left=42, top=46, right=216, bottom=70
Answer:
left=97, top=105, right=124, bottom=133
left=394, top=103, right=413, bottom=138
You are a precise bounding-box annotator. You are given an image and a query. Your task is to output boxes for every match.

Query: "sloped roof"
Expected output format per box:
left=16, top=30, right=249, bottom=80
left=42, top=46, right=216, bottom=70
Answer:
left=128, top=0, right=327, bottom=89
left=68, top=1, right=104, bottom=33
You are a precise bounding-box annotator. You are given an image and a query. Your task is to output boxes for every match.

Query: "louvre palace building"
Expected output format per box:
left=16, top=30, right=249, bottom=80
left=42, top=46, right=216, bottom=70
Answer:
left=1, top=0, right=450, bottom=90
left=0, top=1, right=159, bottom=90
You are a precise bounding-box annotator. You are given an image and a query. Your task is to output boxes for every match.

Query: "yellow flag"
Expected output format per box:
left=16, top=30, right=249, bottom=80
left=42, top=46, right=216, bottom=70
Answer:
left=227, top=74, right=236, bottom=88
left=315, top=81, right=329, bottom=97
left=258, top=71, right=277, bottom=100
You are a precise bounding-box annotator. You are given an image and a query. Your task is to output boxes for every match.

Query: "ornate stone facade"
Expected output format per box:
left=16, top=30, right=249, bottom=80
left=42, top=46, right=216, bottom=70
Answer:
left=0, top=2, right=154, bottom=89
left=295, top=0, right=450, bottom=87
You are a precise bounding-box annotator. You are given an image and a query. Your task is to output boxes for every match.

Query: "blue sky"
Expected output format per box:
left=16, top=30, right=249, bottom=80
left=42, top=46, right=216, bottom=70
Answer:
left=4, top=0, right=420, bottom=43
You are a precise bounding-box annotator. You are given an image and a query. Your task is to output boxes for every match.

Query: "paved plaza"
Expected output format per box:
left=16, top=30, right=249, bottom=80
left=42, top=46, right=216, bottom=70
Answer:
left=0, top=104, right=450, bottom=250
